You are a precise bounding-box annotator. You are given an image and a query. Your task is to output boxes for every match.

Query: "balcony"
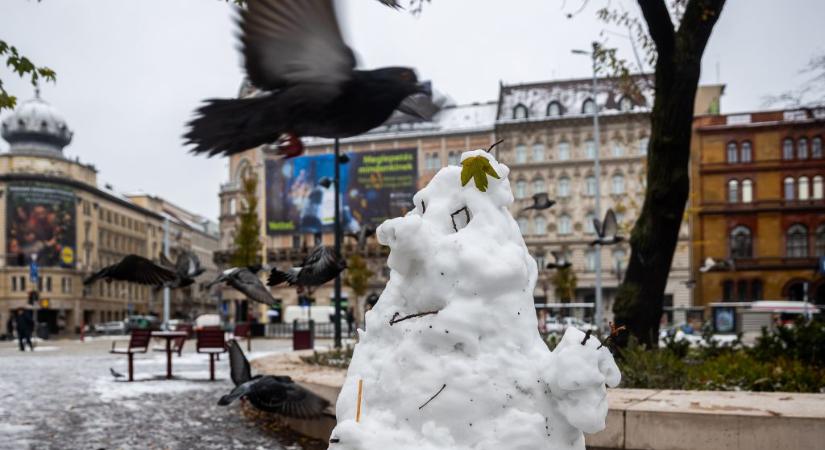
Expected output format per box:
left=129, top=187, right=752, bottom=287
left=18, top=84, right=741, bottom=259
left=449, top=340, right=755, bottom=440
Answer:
left=220, top=181, right=241, bottom=193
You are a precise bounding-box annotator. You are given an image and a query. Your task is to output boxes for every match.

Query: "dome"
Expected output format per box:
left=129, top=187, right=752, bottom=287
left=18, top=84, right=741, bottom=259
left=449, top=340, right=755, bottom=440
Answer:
left=1, top=91, right=73, bottom=157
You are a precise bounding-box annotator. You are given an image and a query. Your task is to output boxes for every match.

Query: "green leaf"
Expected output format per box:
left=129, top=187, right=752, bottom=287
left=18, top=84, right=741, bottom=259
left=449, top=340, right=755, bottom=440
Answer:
left=460, top=155, right=500, bottom=192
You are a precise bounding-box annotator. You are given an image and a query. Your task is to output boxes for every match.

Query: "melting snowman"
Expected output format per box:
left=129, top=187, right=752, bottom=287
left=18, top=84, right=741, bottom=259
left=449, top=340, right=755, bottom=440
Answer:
left=330, top=150, right=620, bottom=450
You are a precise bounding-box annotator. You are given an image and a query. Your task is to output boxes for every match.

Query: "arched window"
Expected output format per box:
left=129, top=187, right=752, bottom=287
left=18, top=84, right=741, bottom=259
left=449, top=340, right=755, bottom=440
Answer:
left=639, top=137, right=649, bottom=155
left=799, top=176, right=810, bottom=200
left=582, top=98, right=596, bottom=115
left=742, top=179, right=753, bottom=203
left=786, top=224, right=809, bottom=257
left=515, top=180, right=527, bottom=199
left=532, top=178, right=546, bottom=195
left=726, top=141, right=738, bottom=163
left=612, top=174, right=625, bottom=194
left=784, top=177, right=796, bottom=201
left=816, top=225, right=825, bottom=256
left=813, top=137, right=823, bottom=159
left=534, top=216, right=547, bottom=236
left=783, top=138, right=794, bottom=160
left=558, top=141, right=571, bottom=161
left=798, top=138, right=809, bottom=159
left=814, top=176, right=824, bottom=200
left=585, top=175, right=597, bottom=196
left=585, top=249, right=598, bottom=271
left=585, top=139, right=597, bottom=159
left=727, top=179, right=739, bottom=203
left=585, top=211, right=596, bottom=234
left=517, top=217, right=529, bottom=235
left=532, top=143, right=545, bottom=162
left=547, top=101, right=562, bottom=117
left=741, top=141, right=753, bottom=163
left=513, top=104, right=529, bottom=120
left=558, top=214, right=572, bottom=235
left=515, top=144, right=527, bottom=163
left=619, top=97, right=633, bottom=112
left=558, top=176, right=571, bottom=197
left=729, top=226, right=752, bottom=258
left=447, top=151, right=460, bottom=166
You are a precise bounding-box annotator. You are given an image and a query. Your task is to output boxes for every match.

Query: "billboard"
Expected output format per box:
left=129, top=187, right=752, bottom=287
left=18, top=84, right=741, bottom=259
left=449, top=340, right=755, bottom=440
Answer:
left=6, top=182, right=77, bottom=268
left=265, top=148, right=417, bottom=235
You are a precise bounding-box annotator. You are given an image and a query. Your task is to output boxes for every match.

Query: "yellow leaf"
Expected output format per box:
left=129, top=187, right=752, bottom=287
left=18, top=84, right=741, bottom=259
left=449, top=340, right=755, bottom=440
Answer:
left=460, top=156, right=500, bottom=192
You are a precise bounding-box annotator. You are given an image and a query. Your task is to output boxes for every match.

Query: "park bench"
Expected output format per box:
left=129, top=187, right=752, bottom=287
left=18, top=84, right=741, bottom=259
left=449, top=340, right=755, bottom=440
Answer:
left=233, top=323, right=252, bottom=351
left=110, top=329, right=151, bottom=381
left=196, top=328, right=227, bottom=381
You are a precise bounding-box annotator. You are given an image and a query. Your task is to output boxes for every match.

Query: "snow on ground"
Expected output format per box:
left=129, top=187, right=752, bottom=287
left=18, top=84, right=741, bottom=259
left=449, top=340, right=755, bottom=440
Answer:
left=330, top=150, right=620, bottom=450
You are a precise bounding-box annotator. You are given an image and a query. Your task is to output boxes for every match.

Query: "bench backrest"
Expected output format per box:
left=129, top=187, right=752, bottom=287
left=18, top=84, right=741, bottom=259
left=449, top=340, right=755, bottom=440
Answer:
left=129, top=330, right=152, bottom=350
left=197, top=328, right=226, bottom=351
left=233, top=323, right=250, bottom=338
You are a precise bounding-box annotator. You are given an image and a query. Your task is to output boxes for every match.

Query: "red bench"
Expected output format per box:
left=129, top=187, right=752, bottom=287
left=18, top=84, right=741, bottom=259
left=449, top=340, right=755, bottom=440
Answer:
left=153, top=324, right=192, bottom=357
left=110, top=330, right=151, bottom=381
left=196, top=328, right=227, bottom=381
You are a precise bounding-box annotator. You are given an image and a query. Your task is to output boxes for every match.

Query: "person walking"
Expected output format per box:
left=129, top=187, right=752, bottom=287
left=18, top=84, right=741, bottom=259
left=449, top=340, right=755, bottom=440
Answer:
left=4, top=313, right=13, bottom=341
left=15, top=308, right=34, bottom=351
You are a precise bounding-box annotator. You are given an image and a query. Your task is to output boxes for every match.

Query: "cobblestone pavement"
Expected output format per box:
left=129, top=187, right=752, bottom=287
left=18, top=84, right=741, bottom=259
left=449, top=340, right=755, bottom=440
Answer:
left=0, top=337, right=329, bottom=450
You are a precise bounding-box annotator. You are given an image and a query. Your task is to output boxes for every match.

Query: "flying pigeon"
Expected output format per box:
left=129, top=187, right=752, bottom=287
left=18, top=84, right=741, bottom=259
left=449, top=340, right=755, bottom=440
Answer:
left=159, top=250, right=206, bottom=288
left=110, top=368, right=125, bottom=379
left=589, top=209, right=624, bottom=246
left=522, top=192, right=556, bottom=211
left=208, top=266, right=277, bottom=307
left=345, top=225, right=376, bottom=250
left=83, top=255, right=178, bottom=287
left=699, top=257, right=734, bottom=273
left=185, top=0, right=437, bottom=158
left=268, top=245, right=347, bottom=288
left=218, top=340, right=331, bottom=419
left=545, top=251, right=572, bottom=270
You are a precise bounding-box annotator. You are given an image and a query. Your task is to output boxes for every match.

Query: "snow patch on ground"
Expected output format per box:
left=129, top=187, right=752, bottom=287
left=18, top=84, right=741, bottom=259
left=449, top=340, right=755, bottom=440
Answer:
left=93, top=370, right=221, bottom=401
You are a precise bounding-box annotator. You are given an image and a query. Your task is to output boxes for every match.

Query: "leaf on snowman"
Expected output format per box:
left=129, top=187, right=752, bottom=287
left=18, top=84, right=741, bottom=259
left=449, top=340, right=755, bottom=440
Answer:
left=460, top=156, right=500, bottom=192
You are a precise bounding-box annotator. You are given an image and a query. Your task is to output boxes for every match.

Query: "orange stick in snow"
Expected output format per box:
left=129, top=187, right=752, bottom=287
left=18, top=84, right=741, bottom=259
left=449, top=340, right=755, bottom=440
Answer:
left=356, top=379, right=364, bottom=423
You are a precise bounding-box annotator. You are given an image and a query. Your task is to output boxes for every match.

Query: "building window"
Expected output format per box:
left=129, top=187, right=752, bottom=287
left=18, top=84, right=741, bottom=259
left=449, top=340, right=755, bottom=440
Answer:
left=619, top=97, right=633, bottom=112
left=558, top=214, right=572, bottom=235
left=722, top=280, right=734, bottom=301
left=585, top=139, right=596, bottom=159
left=729, top=226, right=752, bottom=259
left=799, top=176, right=810, bottom=200
left=547, top=102, right=562, bottom=117
left=585, top=211, right=596, bottom=234
left=582, top=98, right=596, bottom=115
left=532, top=179, right=546, bottom=195
left=585, top=249, right=597, bottom=271
left=742, top=179, right=753, bottom=203
left=784, top=177, right=795, bottom=200
left=783, top=138, right=794, bottom=160
left=613, top=249, right=626, bottom=273
left=737, top=280, right=748, bottom=302
left=798, top=138, right=809, bottom=159
left=11, top=276, right=17, bottom=292
left=751, top=279, right=763, bottom=301
left=425, top=153, right=440, bottom=170
left=727, top=179, right=739, bottom=203
left=639, top=137, right=649, bottom=155
left=786, top=224, right=809, bottom=257
left=741, top=141, right=752, bottom=162
left=816, top=225, right=825, bottom=256
left=727, top=142, right=738, bottom=163
left=228, top=199, right=237, bottom=215
left=558, top=142, right=570, bottom=161
left=814, top=176, right=824, bottom=200
left=515, top=180, right=527, bottom=199
left=585, top=176, right=597, bottom=196
left=558, top=177, right=571, bottom=198
left=813, top=137, right=823, bottom=159
left=612, top=143, right=624, bottom=157
left=515, top=145, right=527, bottom=163
left=534, top=216, right=547, bottom=235
left=532, top=143, right=545, bottom=162
left=517, top=217, right=529, bottom=235
left=612, top=174, right=625, bottom=195
left=447, top=151, right=460, bottom=166
left=513, top=104, right=529, bottom=120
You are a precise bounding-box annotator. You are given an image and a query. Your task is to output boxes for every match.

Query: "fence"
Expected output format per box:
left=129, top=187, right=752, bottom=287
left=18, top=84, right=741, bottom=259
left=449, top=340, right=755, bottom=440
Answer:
left=265, top=322, right=356, bottom=339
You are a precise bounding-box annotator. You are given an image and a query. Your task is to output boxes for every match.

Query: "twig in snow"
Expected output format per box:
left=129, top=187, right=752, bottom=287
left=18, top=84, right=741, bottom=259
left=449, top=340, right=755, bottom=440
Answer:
left=390, top=310, right=439, bottom=325
left=487, top=139, right=504, bottom=153
left=597, top=321, right=627, bottom=349
left=418, top=383, right=447, bottom=410
left=581, top=329, right=592, bottom=345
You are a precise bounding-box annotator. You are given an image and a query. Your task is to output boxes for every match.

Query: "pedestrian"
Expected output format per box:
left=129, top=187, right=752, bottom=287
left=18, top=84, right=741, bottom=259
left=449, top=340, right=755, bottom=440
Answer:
left=346, top=307, right=355, bottom=336
left=15, top=308, right=34, bottom=352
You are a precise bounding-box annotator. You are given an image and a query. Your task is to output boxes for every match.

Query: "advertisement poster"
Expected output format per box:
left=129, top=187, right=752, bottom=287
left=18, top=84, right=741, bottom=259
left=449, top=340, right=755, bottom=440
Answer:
left=265, top=149, right=417, bottom=235
left=6, top=182, right=77, bottom=267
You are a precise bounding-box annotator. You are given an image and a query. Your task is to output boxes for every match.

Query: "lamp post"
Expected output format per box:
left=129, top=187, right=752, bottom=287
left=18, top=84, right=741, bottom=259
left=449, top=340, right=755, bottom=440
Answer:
left=162, top=217, right=170, bottom=330
left=333, top=138, right=343, bottom=348
left=573, top=43, right=603, bottom=333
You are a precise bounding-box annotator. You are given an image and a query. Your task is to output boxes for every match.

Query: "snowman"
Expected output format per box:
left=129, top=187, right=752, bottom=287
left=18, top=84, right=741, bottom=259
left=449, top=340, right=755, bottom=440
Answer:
left=329, top=150, right=620, bottom=450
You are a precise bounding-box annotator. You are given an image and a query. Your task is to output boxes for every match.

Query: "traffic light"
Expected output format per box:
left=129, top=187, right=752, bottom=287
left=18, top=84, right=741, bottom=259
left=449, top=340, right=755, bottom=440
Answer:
left=28, top=290, right=39, bottom=305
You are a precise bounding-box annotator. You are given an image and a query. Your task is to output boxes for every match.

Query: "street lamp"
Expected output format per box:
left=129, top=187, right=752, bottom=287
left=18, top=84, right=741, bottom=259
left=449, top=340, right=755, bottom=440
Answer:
left=572, top=43, right=604, bottom=333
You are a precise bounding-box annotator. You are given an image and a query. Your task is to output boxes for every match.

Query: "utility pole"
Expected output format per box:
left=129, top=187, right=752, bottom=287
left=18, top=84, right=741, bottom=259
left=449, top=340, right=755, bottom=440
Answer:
left=163, top=217, right=170, bottom=330
left=333, top=138, right=343, bottom=348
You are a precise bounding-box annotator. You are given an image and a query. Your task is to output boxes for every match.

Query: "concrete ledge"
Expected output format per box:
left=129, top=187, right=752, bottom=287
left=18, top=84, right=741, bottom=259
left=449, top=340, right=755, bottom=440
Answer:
left=254, top=352, right=825, bottom=449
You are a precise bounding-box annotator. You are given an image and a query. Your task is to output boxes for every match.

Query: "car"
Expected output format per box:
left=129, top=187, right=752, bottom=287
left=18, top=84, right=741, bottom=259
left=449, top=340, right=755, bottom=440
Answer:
left=125, top=315, right=160, bottom=331
left=93, top=321, right=128, bottom=335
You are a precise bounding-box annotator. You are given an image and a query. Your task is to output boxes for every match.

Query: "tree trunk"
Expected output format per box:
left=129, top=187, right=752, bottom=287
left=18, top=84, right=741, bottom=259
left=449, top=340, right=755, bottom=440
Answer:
left=613, top=0, right=726, bottom=347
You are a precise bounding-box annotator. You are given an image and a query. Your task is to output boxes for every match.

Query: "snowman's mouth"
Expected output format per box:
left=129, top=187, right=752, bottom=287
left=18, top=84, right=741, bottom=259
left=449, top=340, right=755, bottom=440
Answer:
left=450, top=206, right=472, bottom=232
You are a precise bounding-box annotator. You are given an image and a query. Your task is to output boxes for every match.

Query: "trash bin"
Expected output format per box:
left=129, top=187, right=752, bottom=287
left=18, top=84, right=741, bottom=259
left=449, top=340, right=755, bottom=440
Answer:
left=36, top=322, right=49, bottom=340
left=293, top=319, right=314, bottom=350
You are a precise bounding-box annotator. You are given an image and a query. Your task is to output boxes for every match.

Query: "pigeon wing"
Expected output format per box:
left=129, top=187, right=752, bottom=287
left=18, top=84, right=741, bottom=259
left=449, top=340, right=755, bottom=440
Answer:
left=233, top=269, right=277, bottom=306
left=592, top=217, right=604, bottom=238
left=551, top=251, right=563, bottom=264
left=85, top=255, right=177, bottom=286
left=228, top=339, right=253, bottom=386
left=240, top=0, right=356, bottom=92
left=603, top=209, right=619, bottom=238
left=296, top=247, right=344, bottom=286
left=251, top=378, right=330, bottom=419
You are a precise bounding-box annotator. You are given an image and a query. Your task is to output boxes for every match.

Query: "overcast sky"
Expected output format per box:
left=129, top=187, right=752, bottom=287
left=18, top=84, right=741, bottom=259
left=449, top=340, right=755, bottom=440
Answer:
left=2, top=0, right=823, bottom=221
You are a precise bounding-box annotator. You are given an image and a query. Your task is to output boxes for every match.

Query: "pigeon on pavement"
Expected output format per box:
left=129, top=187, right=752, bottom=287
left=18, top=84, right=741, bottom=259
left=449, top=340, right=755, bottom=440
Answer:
left=268, top=245, right=347, bottom=288
left=110, top=368, right=125, bottom=379
left=218, top=340, right=331, bottom=419
left=185, top=0, right=437, bottom=158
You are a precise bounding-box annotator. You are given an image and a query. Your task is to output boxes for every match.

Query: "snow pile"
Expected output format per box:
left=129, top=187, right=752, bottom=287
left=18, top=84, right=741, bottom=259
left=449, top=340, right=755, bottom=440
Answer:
left=330, top=150, right=620, bottom=450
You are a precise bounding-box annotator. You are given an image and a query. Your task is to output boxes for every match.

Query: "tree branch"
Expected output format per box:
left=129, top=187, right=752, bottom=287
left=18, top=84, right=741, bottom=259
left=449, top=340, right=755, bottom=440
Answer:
left=636, top=0, right=675, bottom=57
left=676, top=0, right=727, bottom=58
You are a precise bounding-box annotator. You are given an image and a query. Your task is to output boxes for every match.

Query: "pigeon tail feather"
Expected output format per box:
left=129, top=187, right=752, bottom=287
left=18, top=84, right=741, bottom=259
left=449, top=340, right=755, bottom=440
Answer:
left=268, top=268, right=298, bottom=287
